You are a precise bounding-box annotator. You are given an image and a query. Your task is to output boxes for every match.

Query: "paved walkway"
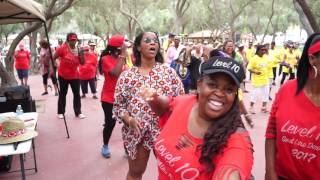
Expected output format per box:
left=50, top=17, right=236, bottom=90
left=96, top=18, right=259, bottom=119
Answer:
left=0, top=74, right=279, bottom=180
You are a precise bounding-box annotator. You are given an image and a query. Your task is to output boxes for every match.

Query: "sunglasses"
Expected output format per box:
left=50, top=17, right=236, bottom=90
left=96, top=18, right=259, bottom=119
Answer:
left=143, top=37, right=159, bottom=44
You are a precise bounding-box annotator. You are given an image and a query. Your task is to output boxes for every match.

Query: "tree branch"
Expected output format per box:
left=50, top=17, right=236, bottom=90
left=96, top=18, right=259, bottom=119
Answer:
left=261, top=0, right=275, bottom=42
left=47, top=0, right=74, bottom=19
left=181, top=1, right=190, bottom=17
left=47, top=0, right=58, bottom=12
left=294, top=0, right=318, bottom=34
left=119, top=0, right=145, bottom=31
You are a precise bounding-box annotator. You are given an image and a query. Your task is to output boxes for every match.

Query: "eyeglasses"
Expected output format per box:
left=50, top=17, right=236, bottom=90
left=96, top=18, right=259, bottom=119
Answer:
left=143, top=37, right=159, bottom=44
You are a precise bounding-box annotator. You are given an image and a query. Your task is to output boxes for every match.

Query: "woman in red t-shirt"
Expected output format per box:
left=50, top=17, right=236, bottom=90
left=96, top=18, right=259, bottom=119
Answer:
left=14, top=43, right=30, bottom=86
left=265, top=33, right=320, bottom=180
left=53, top=33, right=85, bottom=119
left=99, top=35, right=128, bottom=158
left=79, top=45, right=98, bottom=99
left=141, top=56, right=253, bottom=179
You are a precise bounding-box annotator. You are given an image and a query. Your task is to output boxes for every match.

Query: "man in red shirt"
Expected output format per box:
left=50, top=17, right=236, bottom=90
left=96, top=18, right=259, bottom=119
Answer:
left=53, top=33, right=85, bottom=119
left=14, top=43, right=30, bottom=86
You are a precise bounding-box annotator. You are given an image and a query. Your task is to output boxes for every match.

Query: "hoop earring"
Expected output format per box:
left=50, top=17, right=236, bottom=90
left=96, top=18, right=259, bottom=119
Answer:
left=312, top=65, right=318, bottom=79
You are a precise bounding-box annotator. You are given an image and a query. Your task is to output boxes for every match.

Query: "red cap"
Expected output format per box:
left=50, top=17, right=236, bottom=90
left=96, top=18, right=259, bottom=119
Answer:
left=81, top=45, right=90, bottom=51
left=68, top=34, right=78, bottom=41
left=108, top=35, right=125, bottom=47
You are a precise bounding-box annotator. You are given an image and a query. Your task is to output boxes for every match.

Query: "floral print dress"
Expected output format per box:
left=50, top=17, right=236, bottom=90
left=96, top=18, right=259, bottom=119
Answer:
left=113, top=63, right=184, bottom=159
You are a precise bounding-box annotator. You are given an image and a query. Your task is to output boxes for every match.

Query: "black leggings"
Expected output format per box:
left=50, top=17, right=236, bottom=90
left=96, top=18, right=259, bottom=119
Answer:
left=278, top=64, right=283, bottom=75
left=42, top=73, right=57, bottom=85
left=272, top=67, right=277, bottom=81
left=101, top=102, right=116, bottom=146
left=280, top=72, right=295, bottom=85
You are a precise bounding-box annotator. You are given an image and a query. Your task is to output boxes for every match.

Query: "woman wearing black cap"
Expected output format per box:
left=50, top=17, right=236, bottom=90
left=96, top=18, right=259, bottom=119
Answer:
left=141, top=57, right=253, bottom=179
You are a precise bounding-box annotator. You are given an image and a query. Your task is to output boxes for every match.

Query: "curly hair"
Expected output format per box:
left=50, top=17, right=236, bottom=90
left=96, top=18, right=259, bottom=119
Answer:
left=197, top=98, right=244, bottom=172
left=133, top=31, right=164, bottom=66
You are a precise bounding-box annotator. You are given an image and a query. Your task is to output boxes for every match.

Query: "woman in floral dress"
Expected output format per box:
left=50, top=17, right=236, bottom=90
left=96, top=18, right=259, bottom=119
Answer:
left=113, top=31, right=184, bottom=180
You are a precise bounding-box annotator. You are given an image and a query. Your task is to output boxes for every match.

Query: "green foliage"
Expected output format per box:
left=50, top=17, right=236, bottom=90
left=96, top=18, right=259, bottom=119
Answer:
left=48, top=0, right=302, bottom=38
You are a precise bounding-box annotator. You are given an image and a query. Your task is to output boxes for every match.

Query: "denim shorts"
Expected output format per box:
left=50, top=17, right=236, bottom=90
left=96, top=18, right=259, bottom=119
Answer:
left=17, top=69, right=29, bottom=79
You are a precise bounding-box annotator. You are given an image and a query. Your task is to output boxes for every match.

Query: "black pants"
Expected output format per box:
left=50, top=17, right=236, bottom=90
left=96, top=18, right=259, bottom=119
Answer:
left=280, top=72, right=295, bottom=85
left=278, top=64, right=283, bottom=75
left=42, top=73, right=57, bottom=85
left=101, top=102, right=116, bottom=146
left=272, top=67, right=277, bottom=81
left=80, top=78, right=96, bottom=94
left=58, top=76, right=81, bottom=116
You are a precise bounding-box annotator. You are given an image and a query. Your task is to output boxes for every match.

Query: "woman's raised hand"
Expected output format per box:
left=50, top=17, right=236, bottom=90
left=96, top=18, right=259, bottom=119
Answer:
left=140, top=86, right=158, bottom=102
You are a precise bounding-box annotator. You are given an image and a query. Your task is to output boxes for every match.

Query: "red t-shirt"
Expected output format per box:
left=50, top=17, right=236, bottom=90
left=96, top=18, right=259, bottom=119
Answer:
left=266, top=80, right=320, bottom=179
left=14, top=50, right=30, bottom=70
left=100, top=55, right=127, bottom=103
left=155, top=95, right=253, bottom=180
left=79, top=52, right=98, bottom=80
left=56, top=43, right=80, bottom=79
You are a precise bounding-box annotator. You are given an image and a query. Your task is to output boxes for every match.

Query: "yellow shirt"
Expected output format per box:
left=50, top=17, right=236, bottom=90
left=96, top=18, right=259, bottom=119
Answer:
left=279, top=47, right=288, bottom=61
left=245, top=48, right=255, bottom=63
left=248, top=55, right=270, bottom=87
left=268, top=49, right=280, bottom=68
left=266, top=55, right=274, bottom=79
left=283, top=51, right=298, bottom=73
left=126, top=48, right=134, bottom=68
left=238, top=89, right=243, bottom=101
left=294, top=49, right=301, bottom=61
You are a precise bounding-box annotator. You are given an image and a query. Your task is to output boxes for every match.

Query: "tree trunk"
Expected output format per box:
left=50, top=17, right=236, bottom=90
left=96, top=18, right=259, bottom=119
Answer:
left=293, top=0, right=314, bottom=35
left=30, top=31, right=39, bottom=73
left=294, top=0, right=320, bottom=33
left=0, top=63, right=17, bottom=87
left=261, top=0, right=275, bottom=43
left=4, top=35, right=9, bottom=46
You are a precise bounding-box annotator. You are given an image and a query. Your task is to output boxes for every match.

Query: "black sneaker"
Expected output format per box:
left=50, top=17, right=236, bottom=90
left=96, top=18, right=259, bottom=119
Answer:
left=81, top=94, right=86, bottom=98
left=41, top=92, right=48, bottom=96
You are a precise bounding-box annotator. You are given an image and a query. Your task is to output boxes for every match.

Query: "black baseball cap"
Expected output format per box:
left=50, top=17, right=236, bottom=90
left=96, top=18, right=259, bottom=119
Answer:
left=200, top=56, right=245, bottom=87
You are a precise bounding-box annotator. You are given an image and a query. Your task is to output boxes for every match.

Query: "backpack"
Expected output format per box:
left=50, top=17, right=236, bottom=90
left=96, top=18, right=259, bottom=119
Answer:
left=4, top=85, right=30, bottom=100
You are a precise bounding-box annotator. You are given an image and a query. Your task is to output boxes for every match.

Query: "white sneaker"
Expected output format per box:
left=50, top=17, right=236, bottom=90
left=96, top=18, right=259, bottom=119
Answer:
left=78, top=114, right=86, bottom=119
left=58, top=114, right=64, bottom=119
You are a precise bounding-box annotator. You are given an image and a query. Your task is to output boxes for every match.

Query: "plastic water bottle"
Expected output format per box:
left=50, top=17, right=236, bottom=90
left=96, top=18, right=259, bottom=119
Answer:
left=16, top=105, right=23, bottom=116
